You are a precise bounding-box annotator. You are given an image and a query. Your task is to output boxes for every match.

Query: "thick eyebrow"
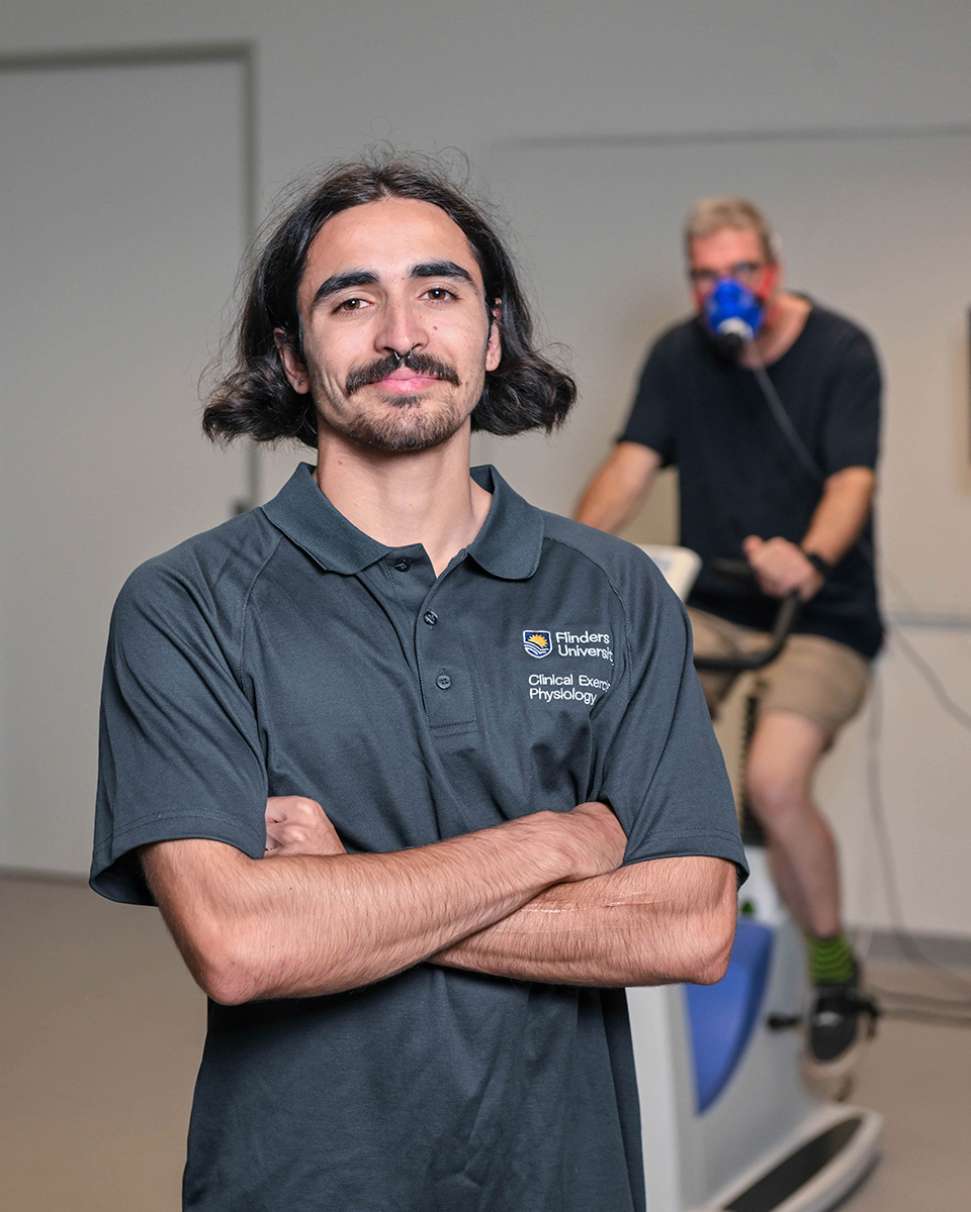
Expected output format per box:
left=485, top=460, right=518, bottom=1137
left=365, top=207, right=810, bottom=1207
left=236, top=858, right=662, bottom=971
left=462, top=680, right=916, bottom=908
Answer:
left=309, top=260, right=477, bottom=312
left=409, top=260, right=476, bottom=287
left=309, top=269, right=379, bottom=311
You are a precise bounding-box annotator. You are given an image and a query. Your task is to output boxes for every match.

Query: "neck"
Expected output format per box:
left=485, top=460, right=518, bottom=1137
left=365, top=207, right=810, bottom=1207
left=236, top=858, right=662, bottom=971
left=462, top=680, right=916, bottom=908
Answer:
left=742, top=290, right=810, bottom=367
left=315, top=425, right=492, bottom=576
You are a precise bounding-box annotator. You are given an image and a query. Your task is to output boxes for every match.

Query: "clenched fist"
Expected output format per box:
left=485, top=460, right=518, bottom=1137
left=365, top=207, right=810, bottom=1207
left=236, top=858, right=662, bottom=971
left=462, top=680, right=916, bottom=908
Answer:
left=264, top=796, right=346, bottom=858
left=559, top=801, right=628, bottom=881
left=743, top=535, right=824, bottom=601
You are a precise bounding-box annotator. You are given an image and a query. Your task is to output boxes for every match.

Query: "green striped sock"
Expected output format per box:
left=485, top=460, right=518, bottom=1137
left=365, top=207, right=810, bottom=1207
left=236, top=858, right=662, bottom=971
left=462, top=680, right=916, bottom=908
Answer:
left=807, top=932, right=855, bottom=985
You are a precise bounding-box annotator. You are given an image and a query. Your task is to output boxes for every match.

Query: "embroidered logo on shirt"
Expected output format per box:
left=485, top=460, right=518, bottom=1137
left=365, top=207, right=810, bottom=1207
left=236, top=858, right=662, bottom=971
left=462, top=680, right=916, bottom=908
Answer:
left=553, top=630, right=613, bottom=662
left=522, top=630, right=553, bottom=659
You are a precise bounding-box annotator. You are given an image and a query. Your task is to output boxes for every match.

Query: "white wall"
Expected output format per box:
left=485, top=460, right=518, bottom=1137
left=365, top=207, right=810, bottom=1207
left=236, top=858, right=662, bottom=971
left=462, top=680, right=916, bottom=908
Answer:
left=2, top=1, right=970, bottom=935
left=6, top=2, right=971, bottom=196
left=1, top=57, right=248, bottom=875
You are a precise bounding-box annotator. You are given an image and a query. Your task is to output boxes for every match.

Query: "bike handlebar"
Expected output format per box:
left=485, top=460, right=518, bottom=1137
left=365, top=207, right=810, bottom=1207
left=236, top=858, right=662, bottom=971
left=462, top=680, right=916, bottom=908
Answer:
left=692, top=558, right=801, bottom=673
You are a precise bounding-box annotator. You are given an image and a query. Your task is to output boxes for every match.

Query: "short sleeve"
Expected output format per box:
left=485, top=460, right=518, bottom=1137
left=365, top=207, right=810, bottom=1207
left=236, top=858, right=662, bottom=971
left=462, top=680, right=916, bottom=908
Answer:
left=820, top=329, right=882, bottom=475
left=616, top=339, right=678, bottom=466
left=594, top=555, right=747, bottom=879
left=90, top=560, right=268, bottom=905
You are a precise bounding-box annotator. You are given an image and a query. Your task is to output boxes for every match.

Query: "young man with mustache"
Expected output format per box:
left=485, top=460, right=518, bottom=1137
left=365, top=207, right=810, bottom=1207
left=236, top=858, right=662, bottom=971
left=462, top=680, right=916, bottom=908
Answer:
left=91, top=159, right=745, bottom=1211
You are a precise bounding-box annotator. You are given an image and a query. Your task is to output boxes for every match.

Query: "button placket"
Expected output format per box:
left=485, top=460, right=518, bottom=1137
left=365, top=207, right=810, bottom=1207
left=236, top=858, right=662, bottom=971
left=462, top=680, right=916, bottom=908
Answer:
left=415, top=580, right=476, bottom=729
left=383, top=550, right=435, bottom=618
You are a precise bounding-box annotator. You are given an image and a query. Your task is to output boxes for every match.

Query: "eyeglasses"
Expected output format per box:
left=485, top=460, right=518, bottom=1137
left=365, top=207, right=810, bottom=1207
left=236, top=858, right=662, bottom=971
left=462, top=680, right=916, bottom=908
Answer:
left=688, top=261, right=765, bottom=289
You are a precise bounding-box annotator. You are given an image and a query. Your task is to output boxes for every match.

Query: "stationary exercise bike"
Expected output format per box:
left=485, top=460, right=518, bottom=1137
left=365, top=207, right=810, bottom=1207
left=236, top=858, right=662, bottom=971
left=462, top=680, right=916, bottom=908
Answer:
left=627, top=546, right=882, bottom=1212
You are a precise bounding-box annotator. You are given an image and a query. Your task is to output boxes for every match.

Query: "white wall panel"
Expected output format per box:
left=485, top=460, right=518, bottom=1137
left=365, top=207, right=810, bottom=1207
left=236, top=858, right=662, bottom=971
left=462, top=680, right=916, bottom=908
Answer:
left=1, top=57, right=248, bottom=874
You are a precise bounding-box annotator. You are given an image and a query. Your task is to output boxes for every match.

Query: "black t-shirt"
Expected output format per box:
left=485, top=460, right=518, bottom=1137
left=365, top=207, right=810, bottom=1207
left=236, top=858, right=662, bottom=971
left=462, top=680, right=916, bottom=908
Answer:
left=619, top=302, right=884, bottom=658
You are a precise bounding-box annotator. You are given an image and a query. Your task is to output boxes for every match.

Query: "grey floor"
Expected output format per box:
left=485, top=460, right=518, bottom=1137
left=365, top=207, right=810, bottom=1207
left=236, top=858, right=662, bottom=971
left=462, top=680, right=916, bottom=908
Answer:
left=2, top=874, right=969, bottom=1211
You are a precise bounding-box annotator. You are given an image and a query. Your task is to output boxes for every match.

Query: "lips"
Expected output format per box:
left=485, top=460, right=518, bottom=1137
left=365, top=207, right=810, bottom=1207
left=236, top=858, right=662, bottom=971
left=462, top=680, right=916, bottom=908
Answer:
left=374, top=372, right=440, bottom=394
left=346, top=354, right=459, bottom=397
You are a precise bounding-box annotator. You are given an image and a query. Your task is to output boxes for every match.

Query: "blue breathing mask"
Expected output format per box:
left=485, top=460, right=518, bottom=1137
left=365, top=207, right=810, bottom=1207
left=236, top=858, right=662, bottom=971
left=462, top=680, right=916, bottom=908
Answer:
left=704, top=278, right=764, bottom=354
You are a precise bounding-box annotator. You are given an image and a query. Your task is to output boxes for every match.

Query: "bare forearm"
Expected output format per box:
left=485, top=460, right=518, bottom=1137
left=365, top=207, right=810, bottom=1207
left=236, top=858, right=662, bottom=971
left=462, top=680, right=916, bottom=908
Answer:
left=240, top=837, right=566, bottom=1000
left=802, top=468, right=875, bottom=565
left=430, top=857, right=736, bottom=987
left=574, top=443, right=661, bottom=532
left=144, top=807, right=620, bottom=1004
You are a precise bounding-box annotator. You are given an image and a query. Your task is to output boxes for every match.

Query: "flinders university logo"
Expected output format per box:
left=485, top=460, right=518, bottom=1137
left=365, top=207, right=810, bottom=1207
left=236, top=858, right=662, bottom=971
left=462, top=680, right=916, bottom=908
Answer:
left=523, top=630, right=553, bottom=659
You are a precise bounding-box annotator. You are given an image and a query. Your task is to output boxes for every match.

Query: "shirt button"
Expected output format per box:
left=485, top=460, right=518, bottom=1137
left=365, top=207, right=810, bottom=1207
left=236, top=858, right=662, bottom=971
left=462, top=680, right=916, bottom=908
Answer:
left=423, top=610, right=439, bottom=626
left=435, top=671, right=452, bottom=691
left=393, top=558, right=411, bottom=572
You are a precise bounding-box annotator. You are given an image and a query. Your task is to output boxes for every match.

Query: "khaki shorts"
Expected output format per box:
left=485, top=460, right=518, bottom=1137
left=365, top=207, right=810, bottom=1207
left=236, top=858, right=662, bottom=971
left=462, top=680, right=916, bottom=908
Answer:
left=687, top=607, right=871, bottom=738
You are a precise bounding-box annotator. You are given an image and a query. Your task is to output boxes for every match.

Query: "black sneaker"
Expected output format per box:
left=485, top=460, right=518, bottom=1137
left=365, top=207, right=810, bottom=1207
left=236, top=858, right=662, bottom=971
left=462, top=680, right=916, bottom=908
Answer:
left=805, top=964, right=880, bottom=1094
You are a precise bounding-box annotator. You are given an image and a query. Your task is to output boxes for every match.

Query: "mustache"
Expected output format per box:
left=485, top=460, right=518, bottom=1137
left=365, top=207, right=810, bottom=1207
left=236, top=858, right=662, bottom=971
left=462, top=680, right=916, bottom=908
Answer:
left=345, top=351, right=461, bottom=396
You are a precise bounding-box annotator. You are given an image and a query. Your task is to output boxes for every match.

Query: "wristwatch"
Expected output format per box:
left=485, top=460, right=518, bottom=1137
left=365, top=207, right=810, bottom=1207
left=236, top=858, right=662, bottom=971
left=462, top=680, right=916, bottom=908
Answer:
left=801, top=549, right=833, bottom=579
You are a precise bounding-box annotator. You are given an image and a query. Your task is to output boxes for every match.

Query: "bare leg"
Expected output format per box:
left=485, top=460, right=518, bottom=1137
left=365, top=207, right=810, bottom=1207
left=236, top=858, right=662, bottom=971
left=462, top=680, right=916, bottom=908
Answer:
left=744, top=710, right=841, bottom=937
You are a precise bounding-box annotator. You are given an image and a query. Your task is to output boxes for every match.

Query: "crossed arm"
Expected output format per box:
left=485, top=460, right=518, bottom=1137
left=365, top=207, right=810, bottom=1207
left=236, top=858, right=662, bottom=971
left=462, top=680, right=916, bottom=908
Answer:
left=141, top=797, right=737, bottom=1005
left=430, top=853, right=734, bottom=987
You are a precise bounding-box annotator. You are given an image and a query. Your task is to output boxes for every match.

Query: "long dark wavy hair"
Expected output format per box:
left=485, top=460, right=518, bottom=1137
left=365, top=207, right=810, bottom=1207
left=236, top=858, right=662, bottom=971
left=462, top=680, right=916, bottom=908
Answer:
left=203, top=155, right=576, bottom=448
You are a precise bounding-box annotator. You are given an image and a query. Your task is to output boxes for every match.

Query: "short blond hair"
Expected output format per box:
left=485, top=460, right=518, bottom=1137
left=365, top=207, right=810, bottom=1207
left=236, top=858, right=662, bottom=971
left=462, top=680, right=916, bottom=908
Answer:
left=683, top=197, right=779, bottom=264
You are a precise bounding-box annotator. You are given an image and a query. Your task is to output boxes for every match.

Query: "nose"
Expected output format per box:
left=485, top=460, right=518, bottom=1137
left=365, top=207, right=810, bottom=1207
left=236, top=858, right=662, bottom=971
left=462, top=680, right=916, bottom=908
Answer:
left=374, top=294, right=428, bottom=359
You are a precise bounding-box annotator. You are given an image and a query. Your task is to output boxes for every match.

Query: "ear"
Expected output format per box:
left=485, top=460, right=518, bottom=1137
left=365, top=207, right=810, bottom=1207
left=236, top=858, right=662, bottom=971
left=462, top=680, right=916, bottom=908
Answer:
left=485, top=301, right=502, bottom=372
left=273, top=327, right=310, bottom=394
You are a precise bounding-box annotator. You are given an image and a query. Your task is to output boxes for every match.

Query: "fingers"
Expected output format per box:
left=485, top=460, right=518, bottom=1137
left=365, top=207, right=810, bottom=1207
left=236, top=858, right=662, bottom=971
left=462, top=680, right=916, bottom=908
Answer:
left=743, top=536, right=775, bottom=595
left=263, top=795, right=346, bottom=859
left=572, top=801, right=628, bottom=870
left=742, top=537, right=815, bottom=598
left=576, top=800, right=625, bottom=831
left=265, top=823, right=313, bottom=847
left=742, top=534, right=763, bottom=561
left=264, top=826, right=321, bottom=858
left=264, top=795, right=325, bottom=824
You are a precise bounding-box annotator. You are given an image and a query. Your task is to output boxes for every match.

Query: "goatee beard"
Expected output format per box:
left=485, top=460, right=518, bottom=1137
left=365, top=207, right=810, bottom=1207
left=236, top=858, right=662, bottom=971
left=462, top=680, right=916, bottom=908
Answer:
left=336, top=397, right=468, bottom=453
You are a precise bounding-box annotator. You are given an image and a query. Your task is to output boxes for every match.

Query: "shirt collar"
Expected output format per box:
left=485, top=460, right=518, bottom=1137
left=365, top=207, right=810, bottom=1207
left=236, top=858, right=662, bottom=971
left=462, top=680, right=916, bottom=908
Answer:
left=261, top=462, right=544, bottom=581
left=465, top=464, right=544, bottom=579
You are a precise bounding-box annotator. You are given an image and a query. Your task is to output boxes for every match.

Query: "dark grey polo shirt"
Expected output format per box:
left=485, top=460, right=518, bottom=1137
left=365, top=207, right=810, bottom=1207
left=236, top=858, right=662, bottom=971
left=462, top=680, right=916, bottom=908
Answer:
left=91, top=463, right=745, bottom=1212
